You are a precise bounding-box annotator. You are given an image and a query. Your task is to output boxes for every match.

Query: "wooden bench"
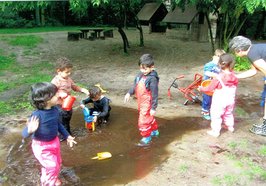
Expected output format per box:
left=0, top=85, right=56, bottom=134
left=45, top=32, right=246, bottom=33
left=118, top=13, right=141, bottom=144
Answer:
left=67, top=32, right=82, bottom=41
left=103, top=29, right=114, bottom=38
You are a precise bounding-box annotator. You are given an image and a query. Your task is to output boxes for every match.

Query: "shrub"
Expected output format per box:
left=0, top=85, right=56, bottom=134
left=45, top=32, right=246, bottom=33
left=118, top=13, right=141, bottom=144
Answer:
left=234, top=56, right=251, bottom=72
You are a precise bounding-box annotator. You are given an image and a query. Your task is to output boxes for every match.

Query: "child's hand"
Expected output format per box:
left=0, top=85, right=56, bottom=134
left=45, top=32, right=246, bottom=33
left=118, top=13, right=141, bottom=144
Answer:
left=124, top=93, right=130, bottom=103
left=80, top=104, right=85, bottom=109
left=197, top=86, right=202, bottom=92
left=81, top=88, right=89, bottom=96
left=58, top=92, right=68, bottom=99
left=150, top=109, right=156, bottom=116
left=93, top=116, right=97, bottom=123
left=67, top=135, right=77, bottom=148
left=27, top=116, right=39, bottom=134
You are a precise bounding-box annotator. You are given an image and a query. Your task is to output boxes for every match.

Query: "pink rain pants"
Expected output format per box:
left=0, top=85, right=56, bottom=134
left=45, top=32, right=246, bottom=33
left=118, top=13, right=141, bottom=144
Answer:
left=135, top=76, right=158, bottom=137
left=210, top=86, right=237, bottom=133
left=32, top=137, right=61, bottom=186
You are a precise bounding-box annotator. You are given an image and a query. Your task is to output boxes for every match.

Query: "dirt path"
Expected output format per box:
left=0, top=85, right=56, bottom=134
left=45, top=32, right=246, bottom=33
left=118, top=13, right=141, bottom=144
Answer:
left=0, top=30, right=265, bottom=185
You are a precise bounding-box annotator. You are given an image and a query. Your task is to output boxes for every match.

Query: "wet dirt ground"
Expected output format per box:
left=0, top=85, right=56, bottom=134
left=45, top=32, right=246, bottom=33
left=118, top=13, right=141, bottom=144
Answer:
left=0, top=29, right=265, bottom=185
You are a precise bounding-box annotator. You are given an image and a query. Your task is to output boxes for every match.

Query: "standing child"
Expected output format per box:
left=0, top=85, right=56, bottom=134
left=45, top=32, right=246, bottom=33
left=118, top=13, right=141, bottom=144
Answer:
left=201, top=49, right=225, bottom=120
left=22, top=82, right=77, bottom=186
left=199, top=54, right=238, bottom=137
left=80, top=86, right=111, bottom=126
left=124, top=54, right=159, bottom=146
left=51, top=57, right=89, bottom=137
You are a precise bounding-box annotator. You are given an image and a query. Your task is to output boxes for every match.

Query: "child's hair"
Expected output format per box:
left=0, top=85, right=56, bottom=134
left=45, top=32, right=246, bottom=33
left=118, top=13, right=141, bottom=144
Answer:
left=138, top=54, right=154, bottom=67
left=31, top=82, right=58, bottom=110
left=55, top=57, right=73, bottom=71
left=89, top=86, right=102, bottom=99
left=218, top=54, right=235, bottom=71
left=214, top=49, right=226, bottom=57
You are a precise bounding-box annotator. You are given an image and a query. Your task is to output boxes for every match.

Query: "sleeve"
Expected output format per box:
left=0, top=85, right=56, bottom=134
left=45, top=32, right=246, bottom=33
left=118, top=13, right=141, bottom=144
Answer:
left=98, top=98, right=110, bottom=118
left=128, top=75, right=139, bottom=95
left=58, top=123, right=70, bottom=139
left=200, top=78, right=220, bottom=92
left=203, top=62, right=214, bottom=76
left=51, top=76, right=59, bottom=86
left=22, top=127, right=30, bottom=138
left=70, top=78, right=82, bottom=92
left=150, top=77, right=159, bottom=110
left=81, top=97, right=92, bottom=105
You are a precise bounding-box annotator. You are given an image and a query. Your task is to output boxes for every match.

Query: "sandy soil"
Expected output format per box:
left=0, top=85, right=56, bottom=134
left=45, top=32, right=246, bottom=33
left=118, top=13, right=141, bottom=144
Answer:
left=0, top=29, right=265, bottom=185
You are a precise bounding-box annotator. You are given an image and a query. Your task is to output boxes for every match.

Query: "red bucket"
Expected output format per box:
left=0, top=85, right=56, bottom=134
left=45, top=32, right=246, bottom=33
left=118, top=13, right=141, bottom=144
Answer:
left=201, top=80, right=213, bottom=96
left=62, top=95, right=76, bottom=111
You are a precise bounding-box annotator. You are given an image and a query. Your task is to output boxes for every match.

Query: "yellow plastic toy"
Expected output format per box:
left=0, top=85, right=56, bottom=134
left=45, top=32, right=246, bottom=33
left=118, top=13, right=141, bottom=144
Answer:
left=94, top=83, right=108, bottom=93
left=91, top=152, right=112, bottom=160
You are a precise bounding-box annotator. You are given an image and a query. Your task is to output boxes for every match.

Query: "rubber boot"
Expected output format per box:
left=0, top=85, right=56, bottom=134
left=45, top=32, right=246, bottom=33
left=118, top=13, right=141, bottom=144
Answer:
left=137, top=136, right=151, bottom=147
left=151, top=130, right=159, bottom=137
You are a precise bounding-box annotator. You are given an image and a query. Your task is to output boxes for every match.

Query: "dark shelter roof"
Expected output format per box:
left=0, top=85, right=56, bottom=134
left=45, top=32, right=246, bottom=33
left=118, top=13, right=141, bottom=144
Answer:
left=137, top=2, right=167, bottom=21
left=162, top=6, right=198, bottom=24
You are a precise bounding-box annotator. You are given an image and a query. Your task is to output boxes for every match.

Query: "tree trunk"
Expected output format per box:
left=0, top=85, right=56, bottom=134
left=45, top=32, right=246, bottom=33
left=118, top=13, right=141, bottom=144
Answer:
left=41, top=7, right=45, bottom=26
left=118, top=26, right=129, bottom=53
left=204, top=13, right=215, bottom=53
left=135, top=17, right=144, bottom=47
left=35, top=4, right=41, bottom=26
left=254, top=10, right=266, bottom=39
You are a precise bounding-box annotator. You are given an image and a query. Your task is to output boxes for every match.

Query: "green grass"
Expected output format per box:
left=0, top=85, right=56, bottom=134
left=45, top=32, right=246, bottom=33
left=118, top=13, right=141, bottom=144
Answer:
left=8, top=35, right=43, bottom=48
left=178, top=164, right=189, bottom=174
left=0, top=32, right=53, bottom=115
left=0, top=55, right=15, bottom=70
left=213, top=142, right=266, bottom=185
left=0, top=26, right=81, bottom=34
left=258, top=145, right=266, bottom=156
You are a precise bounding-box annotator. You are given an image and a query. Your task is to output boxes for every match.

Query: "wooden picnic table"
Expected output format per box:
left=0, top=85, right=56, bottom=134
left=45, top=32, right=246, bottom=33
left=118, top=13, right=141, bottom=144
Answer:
left=79, top=27, right=105, bottom=39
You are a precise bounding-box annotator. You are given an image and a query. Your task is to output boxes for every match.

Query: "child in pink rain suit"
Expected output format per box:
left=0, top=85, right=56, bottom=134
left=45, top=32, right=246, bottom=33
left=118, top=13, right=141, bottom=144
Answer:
left=199, top=54, right=238, bottom=137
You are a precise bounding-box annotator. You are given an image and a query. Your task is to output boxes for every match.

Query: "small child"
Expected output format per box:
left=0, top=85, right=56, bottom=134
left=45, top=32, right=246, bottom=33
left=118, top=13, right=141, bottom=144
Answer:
left=199, top=54, right=238, bottom=137
left=201, top=49, right=225, bottom=120
left=22, top=82, right=77, bottom=186
left=51, top=57, right=89, bottom=136
left=124, top=54, right=159, bottom=146
left=80, top=86, right=111, bottom=126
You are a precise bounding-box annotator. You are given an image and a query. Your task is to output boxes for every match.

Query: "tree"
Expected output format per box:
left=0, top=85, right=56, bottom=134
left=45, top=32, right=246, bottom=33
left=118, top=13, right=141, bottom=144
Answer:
left=174, top=0, right=266, bottom=50
left=69, top=0, right=144, bottom=53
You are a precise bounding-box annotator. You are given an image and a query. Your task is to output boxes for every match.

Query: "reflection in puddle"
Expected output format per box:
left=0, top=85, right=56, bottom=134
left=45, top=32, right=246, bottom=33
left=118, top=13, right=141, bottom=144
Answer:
left=0, top=99, right=259, bottom=185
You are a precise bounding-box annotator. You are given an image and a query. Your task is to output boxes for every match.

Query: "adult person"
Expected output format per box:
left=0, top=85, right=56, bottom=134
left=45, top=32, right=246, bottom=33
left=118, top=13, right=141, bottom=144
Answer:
left=229, top=36, right=266, bottom=136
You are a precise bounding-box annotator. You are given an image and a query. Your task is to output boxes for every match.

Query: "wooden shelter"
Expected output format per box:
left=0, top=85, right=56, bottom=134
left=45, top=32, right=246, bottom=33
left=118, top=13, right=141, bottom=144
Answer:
left=162, top=6, right=208, bottom=41
left=137, top=2, right=168, bottom=33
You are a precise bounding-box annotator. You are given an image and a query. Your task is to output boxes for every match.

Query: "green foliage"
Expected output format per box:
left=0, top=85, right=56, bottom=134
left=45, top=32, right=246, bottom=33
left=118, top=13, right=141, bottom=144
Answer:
left=234, top=56, right=251, bottom=71
left=8, top=35, right=43, bottom=48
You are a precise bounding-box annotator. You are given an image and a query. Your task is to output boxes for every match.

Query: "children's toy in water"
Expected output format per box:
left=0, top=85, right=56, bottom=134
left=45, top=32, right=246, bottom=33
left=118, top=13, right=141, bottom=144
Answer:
left=201, top=80, right=213, bottom=96
left=83, top=107, right=95, bottom=131
left=91, top=152, right=112, bottom=160
left=94, top=83, right=108, bottom=93
left=62, top=95, right=76, bottom=111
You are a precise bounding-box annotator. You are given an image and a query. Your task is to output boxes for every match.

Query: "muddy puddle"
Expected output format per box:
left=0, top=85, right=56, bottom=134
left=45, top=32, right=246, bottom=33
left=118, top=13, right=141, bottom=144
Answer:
left=0, top=105, right=211, bottom=185
left=0, top=96, right=261, bottom=185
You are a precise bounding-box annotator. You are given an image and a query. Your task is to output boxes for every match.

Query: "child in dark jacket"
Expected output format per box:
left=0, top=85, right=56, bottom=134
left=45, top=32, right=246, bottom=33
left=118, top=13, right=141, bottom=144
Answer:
left=80, top=86, right=111, bottom=126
